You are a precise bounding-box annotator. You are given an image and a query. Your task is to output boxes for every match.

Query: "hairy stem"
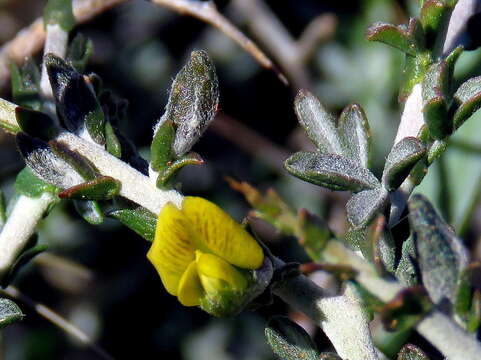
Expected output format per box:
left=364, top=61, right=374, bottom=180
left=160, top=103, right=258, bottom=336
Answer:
left=0, top=193, right=56, bottom=277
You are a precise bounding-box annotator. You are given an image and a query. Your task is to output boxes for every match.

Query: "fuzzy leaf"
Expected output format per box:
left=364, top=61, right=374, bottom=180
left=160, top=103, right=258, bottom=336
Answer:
left=408, top=194, right=469, bottom=304
left=105, top=122, right=121, bottom=158
left=59, top=176, right=120, bottom=201
left=338, top=103, right=371, bottom=168
left=294, top=90, right=343, bottom=154
left=422, top=53, right=460, bottom=139
left=366, top=19, right=422, bottom=56
left=150, top=120, right=175, bottom=172
left=0, top=98, right=21, bottom=134
left=156, top=50, right=219, bottom=157
left=16, top=133, right=86, bottom=190
left=67, top=33, right=93, bottom=72
left=395, top=237, right=420, bottom=287
left=15, top=107, right=57, bottom=141
left=0, top=299, right=24, bottom=329
left=420, top=0, right=456, bottom=48
left=265, top=316, right=319, bottom=360
left=346, top=187, right=388, bottom=228
left=397, top=343, right=430, bottom=360
left=285, top=152, right=379, bottom=192
left=10, top=60, right=41, bottom=111
left=108, top=207, right=156, bottom=242
left=45, top=54, right=105, bottom=145
left=43, top=0, right=75, bottom=32
left=15, top=167, right=58, bottom=198
left=453, top=76, right=481, bottom=129
left=382, top=137, right=426, bottom=191
left=74, top=200, right=104, bottom=225
left=156, top=152, right=204, bottom=188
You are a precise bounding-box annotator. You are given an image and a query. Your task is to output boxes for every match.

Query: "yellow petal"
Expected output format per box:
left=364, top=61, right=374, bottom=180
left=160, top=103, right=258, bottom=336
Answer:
left=147, top=202, right=195, bottom=296
left=182, top=196, right=264, bottom=269
left=196, top=252, right=247, bottom=294
left=177, top=261, right=203, bottom=306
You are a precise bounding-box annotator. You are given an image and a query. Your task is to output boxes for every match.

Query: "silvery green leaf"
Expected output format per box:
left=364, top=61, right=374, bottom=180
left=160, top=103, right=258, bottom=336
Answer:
left=45, top=54, right=106, bottom=145
left=294, top=90, right=343, bottom=154
left=155, top=50, right=219, bottom=157
left=285, top=152, right=380, bottom=192
left=382, top=137, right=426, bottom=191
left=397, top=343, right=430, bottom=360
left=10, top=59, right=41, bottom=111
left=408, top=194, right=469, bottom=304
left=265, top=316, right=319, bottom=360
left=395, top=236, right=420, bottom=287
left=346, top=187, right=388, bottom=228
left=0, top=298, right=23, bottom=329
left=453, top=76, right=481, bottom=129
left=16, top=133, right=84, bottom=189
left=74, top=199, right=104, bottom=225
left=43, top=0, right=75, bottom=32
left=338, top=103, right=371, bottom=168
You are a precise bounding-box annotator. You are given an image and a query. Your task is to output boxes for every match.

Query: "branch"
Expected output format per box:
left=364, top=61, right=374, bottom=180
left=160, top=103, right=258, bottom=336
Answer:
left=322, top=241, right=481, bottom=360
left=0, top=0, right=128, bottom=93
left=230, top=0, right=336, bottom=90
left=150, top=0, right=288, bottom=85
left=1, top=285, right=114, bottom=360
left=0, top=193, right=56, bottom=276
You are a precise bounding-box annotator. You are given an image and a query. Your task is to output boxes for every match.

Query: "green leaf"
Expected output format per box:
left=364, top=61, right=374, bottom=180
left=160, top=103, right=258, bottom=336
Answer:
left=108, top=207, right=157, bottom=242
left=15, top=167, right=58, bottom=198
left=0, top=298, right=24, bottom=329
left=285, top=152, right=380, bottom=192
left=150, top=119, right=175, bottom=172
left=397, top=343, right=430, bottom=360
left=74, top=200, right=104, bottom=225
left=346, top=187, right=388, bottom=228
left=420, top=0, right=456, bottom=50
left=43, top=0, right=75, bottom=32
left=15, top=107, right=58, bottom=141
left=265, top=316, right=319, bottom=360
left=338, top=103, right=371, bottom=168
left=453, top=76, right=481, bottom=130
left=453, top=263, right=481, bottom=332
left=105, top=122, right=122, bottom=158
left=294, top=89, right=343, bottom=154
left=67, top=33, right=93, bottom=72
left=422, top=53, right=460, bottom=139
left=0, top=190, right=5, bottom=228
left=156, top=152, right=204, bottom=188
left=395, top=237, right=420, bottom=287
left=297, top=208, right=333, bottom=261
left=10, top=59, right=41, bottom=111
left=366, top=19, right=423, bottom=56
left=408, top=194, right=469, bottom=304
left=159, top=50, right=219, bottom=157
left=59, top=176, right=120, bottom=201
left=399, top=52, right=432, bottom=102
left=45, top=54, right=105, bottom=145
left=382, top=137, right=426, bottom=191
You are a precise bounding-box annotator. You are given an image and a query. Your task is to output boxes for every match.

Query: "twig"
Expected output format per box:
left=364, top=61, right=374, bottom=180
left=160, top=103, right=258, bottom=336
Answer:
left=322, top=241, right=481, bottom=360
left=150, top=0, right=288, bottom=86
left=390, top=1, right=480, bottom=225
left=0, top=193, right=56, bottom=277
left=0, top=0, right=129, bottom=93
left=230, top=0, right=336, bottom=90
left=1, top=285, right=114, bottom=360
left=209, top=114, right=290, bottom=173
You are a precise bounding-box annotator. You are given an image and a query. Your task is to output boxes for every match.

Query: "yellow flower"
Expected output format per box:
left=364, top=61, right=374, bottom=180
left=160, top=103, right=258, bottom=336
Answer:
left=147, top=196, right=264, bottom=315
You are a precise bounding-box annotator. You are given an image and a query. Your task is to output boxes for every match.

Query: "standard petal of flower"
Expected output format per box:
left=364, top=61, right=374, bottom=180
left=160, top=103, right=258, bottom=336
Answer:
left=182, top=196, right=264, bottom=269
left=177, top=261, right=203, bottom=306
left=196, top=252, right=247, bottom=294
left=147, top=202, right=195, bottom=295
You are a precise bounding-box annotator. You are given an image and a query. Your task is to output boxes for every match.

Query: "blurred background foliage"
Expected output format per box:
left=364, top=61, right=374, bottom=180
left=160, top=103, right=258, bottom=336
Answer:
left=0, top=0, right=479, bottom=359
